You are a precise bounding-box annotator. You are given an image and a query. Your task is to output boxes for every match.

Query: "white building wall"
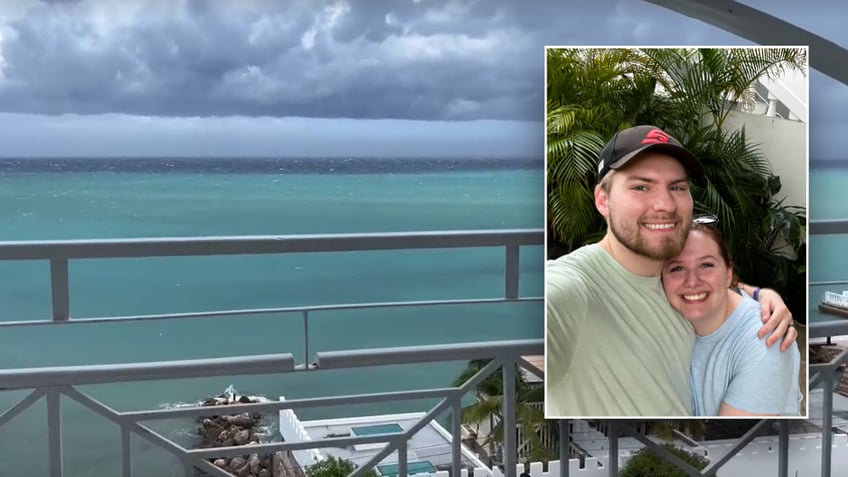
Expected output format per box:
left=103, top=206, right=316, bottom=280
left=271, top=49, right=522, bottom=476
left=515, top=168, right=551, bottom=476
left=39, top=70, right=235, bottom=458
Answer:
left=278, top=396, right=324, bottom=469
left=758, top=69, right=808, bottom=123
left=722, top=111, right=807, bottom=209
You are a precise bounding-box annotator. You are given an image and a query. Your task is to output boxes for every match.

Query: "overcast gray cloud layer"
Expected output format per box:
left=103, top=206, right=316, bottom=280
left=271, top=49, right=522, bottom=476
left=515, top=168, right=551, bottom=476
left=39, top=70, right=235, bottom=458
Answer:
left=0, top=0, right=845, bottom=157
left=0, top=0, right=763, bottom=121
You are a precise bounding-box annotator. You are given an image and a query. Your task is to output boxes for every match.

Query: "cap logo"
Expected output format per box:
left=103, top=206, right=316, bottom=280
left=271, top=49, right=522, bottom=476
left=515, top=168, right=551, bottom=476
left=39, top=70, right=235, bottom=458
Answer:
left=641, top=128, right=670, bottom=145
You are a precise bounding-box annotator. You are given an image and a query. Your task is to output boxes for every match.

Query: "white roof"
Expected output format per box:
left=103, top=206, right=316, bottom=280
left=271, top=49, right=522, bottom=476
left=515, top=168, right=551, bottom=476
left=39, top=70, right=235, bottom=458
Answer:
left=298, top=412, right=490, bottom=474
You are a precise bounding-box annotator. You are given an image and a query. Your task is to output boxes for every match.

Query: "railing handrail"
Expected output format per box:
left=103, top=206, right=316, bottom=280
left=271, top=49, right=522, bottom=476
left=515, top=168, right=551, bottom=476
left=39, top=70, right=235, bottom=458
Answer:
left=315, top=339, right=541, bottom=369
left=0, top=340, right=541, bottom=390
left=0, top=228, right=543, bottom=325
left=0, top=228, right=543, bottom=260
left=0, top=354, right=297, bottom=390
left=0, top=296, right=542, bottom=329
left=810, top=219, right=848, bottom=235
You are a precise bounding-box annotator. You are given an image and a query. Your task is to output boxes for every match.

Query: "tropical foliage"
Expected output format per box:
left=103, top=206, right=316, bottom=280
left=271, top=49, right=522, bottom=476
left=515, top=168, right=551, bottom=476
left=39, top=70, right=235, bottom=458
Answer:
left=546, top=47, right=807, bottom=319
left=452, top=360, right=556, bottom=464
left=620, top=443, right=712, bottom=477
left=306, top=456, right=378, bottom=477
left=648, top=420, right=706, bottom=443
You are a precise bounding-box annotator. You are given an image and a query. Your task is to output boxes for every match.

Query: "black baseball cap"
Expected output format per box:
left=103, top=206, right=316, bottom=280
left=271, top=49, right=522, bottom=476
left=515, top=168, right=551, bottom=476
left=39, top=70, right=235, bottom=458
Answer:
left=596, top=125, right=705, bottom=181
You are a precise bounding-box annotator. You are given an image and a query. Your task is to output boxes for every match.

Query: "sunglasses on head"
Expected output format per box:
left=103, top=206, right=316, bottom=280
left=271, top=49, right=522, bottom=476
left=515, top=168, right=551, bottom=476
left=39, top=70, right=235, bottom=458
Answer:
left=692, top=214, right=719, bottom=225
left=692, top=214, right=718, bottom=225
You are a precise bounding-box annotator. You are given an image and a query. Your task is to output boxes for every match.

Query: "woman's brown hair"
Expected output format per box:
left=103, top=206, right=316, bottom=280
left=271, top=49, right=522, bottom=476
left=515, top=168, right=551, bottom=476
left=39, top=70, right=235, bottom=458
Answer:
left=689, top=222, right=739, bottom=287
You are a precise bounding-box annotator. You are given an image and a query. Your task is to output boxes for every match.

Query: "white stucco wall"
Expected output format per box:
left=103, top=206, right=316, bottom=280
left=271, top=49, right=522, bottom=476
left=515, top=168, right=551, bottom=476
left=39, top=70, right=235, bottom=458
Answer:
left=722, top=111, right=807, bottom=209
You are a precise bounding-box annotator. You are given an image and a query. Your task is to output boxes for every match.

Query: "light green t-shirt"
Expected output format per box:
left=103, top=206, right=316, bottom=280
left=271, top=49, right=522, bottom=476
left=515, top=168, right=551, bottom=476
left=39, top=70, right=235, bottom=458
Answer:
left=545, top=244, right=694, bottom=416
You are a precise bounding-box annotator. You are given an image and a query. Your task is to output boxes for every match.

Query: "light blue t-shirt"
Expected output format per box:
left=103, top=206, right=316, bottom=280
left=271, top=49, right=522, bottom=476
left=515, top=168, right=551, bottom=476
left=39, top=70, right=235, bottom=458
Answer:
left=690, top=295, right=802, bottom=416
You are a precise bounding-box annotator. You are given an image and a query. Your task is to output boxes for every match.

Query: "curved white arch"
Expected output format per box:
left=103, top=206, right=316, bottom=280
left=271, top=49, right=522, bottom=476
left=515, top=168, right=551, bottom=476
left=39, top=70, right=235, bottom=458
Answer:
left=645, top=0, right=848, bottom=85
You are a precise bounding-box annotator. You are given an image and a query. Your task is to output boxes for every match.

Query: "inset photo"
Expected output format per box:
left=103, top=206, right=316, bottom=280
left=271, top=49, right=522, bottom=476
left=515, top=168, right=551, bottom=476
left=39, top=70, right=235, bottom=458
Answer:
left=544, top=46, right=809, bottom=418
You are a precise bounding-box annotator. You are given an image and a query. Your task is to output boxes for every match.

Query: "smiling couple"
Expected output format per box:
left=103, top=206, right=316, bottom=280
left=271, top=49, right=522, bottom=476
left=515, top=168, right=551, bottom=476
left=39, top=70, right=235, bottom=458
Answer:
left=545, top=125, right=802, bottom=417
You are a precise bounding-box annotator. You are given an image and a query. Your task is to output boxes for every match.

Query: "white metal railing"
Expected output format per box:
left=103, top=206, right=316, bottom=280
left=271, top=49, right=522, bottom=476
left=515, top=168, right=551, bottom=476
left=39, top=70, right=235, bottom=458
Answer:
left=0, top=225, right=817, bottom=477
left=0, top=229, right=544, bottom=477
left=0, top=229, right=542, bottom=366
left=0, top=341, right=543, bottom=477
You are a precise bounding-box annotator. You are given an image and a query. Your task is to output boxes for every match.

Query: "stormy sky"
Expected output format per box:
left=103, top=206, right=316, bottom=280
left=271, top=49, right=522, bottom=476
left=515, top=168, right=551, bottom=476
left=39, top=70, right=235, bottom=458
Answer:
left=0, top=0, right=843, bottom=158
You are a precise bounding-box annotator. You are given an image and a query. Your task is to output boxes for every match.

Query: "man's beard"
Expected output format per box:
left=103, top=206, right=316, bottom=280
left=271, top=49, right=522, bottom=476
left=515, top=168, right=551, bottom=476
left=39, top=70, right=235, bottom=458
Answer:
left=608, top=211, right=690, bottom=261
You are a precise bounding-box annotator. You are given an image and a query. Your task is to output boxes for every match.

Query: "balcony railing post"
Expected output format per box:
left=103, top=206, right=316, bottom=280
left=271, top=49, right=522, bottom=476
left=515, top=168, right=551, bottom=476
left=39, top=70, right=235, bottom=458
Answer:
left=502, top=360, right=516, bottom=477
left=823, top=373, right=833, bottom=477
left=398, top=441, right=408, bottom=477
left=607, top=422, right=618, bottom=477
left=47, top=388, right=63, bottom=477
left=50, top=258, right=70, bottom=322
left=452, top=397, right=462, bottom=477
left=778, top=420, right=788, bottom=477
left=121, top=423, right=132, bottom=477
left=559, top=420, right=569, bottom=477
left=303, top=310, right=310, bottom=366
left=505, top=245, right=519, bottom=299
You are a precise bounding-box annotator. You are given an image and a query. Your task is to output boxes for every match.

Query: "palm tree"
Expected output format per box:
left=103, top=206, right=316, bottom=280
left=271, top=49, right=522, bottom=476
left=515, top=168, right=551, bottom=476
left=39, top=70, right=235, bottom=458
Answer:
left=452, top=360, right=556, bottom=465
left=639, top=48, right=807, bottom=135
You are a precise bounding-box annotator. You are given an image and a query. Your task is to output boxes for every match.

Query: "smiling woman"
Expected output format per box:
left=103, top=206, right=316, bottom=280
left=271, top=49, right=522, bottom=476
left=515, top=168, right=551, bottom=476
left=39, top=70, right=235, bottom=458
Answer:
left=662, top=222, right=803, bottom=416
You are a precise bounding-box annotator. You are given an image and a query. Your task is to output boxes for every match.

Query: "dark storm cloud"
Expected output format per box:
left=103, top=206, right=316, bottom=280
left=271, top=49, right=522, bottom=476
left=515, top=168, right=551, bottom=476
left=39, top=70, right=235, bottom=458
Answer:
left=0, top=0, right=743, bottom=121
left=0, top=0, right=843, bottom=124
left=0, top=0, right=553, bottom=120
left=329, top=0, right=416, bottom=43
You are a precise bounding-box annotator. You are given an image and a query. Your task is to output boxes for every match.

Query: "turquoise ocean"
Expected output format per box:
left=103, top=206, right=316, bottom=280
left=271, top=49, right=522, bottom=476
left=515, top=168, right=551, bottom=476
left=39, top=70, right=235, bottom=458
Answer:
left=810, top=167, right=848, bottom=279
left=810, top=166, right=848, bottom=318
left=0, top=158, right=544, bottom=476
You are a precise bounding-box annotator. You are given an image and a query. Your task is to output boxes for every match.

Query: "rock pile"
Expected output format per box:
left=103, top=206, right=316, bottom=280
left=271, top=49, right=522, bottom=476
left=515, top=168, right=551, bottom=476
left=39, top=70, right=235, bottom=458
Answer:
left=197, top=391, right=274, bottom=477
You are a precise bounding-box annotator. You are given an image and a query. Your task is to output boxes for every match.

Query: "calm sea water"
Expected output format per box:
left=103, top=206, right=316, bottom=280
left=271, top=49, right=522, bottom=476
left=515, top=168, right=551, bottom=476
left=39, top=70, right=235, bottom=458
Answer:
left=810, top=167, right=848, bottom=280
left=810, top=167, right=848, bottom=325
left=0, top=158, right=544, bottom=476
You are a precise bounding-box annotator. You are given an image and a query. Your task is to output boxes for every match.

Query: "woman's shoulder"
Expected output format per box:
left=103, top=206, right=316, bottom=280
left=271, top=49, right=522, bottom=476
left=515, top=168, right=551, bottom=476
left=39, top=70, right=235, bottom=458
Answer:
left=728, top=295, right=764, bottom=331
left=724, top=297, right=776, bottom=347
left=727, top=296, right=798, bottom=360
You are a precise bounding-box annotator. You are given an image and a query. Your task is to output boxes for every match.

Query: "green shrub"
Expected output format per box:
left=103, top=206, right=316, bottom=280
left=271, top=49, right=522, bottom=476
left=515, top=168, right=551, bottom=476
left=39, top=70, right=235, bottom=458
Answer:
left=306, top=456, right=378, bottom=477
left=621, top=443, right=712, bottom=477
